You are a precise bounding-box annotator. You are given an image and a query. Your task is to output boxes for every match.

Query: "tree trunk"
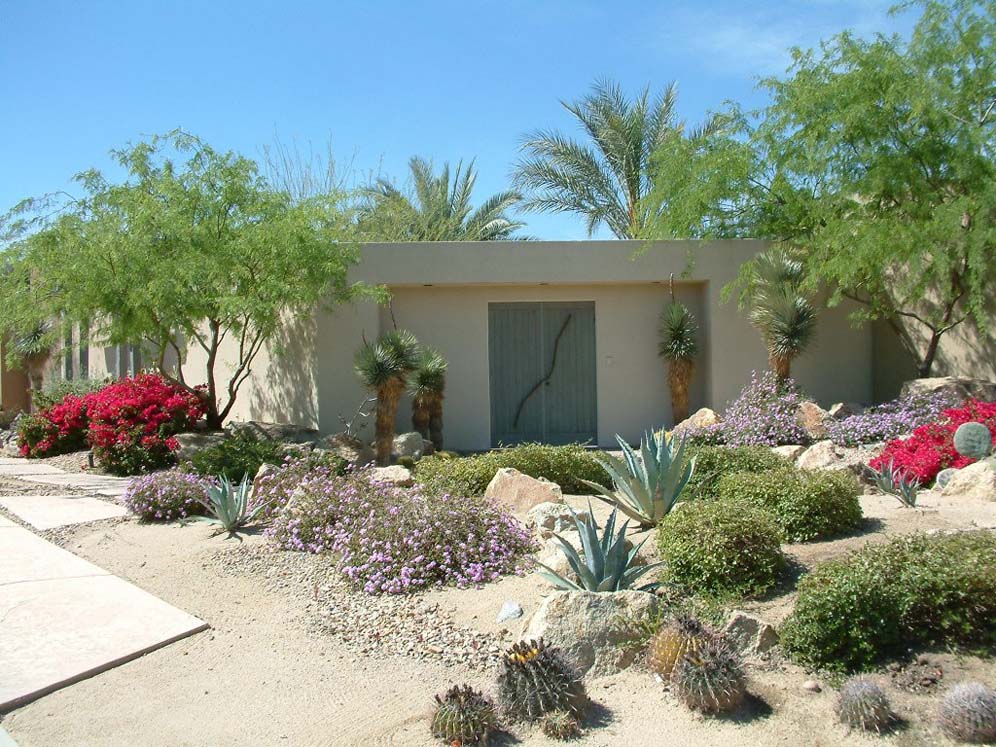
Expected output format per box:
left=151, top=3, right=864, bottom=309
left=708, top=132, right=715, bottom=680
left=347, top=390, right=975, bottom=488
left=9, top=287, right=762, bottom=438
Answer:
left=771, top=354, right=791, bottom=383
left=667, top=358, right=693, bottom=424
left=917, top=331, right=942, bottom=378
left=428, top=395, right=444, bottom=452
left=411, top=396, right=431, bottom=441
left=374, top=379, right=404, bottom=466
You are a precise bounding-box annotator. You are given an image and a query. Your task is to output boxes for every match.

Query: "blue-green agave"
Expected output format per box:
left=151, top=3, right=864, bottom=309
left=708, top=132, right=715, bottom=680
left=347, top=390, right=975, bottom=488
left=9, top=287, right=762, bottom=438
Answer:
left=582, top=431, right=695, bottom=529
left=194, top=474, right=272, bottom=534
left=536, top=504, right=662, bottom=592
left=867, top=459, right=920, bottom=508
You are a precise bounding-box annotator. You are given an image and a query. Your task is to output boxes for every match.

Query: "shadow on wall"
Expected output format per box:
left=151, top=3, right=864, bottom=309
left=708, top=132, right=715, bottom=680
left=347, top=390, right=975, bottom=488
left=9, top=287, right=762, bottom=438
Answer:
left=246, top=314, right=319, bottom=427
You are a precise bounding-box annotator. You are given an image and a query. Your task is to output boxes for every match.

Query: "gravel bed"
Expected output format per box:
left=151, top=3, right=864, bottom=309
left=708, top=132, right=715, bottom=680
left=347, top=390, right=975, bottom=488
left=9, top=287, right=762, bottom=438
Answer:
left=32, top=450, right=96, bottom=474
left=213, top=543, right=505, bottom=670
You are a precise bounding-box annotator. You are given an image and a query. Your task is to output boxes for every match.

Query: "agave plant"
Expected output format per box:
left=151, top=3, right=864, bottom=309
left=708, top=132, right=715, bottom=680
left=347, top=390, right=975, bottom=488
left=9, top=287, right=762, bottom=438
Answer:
left=193, top=475, right=271, bottom=534
left=867, top=459, right=920, bottom=508
left=536, top=504, right=662, bottom=591
left=582, top=431, right=695, bottom=529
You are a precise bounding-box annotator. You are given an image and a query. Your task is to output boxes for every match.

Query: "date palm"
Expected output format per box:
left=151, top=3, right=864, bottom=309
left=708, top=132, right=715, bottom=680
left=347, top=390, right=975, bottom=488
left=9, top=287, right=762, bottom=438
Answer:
left=409, top=347, right=446, bottom=450
left=360, top=157, right=525, bottom=241
left=513, top=79, right=719, bottom=238
left=355, top=330, right=421, bottom=466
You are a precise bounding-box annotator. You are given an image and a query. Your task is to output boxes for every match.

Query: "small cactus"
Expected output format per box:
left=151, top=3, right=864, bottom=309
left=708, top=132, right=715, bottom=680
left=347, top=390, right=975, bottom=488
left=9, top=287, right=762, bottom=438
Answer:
left=647, top=613, right=713, bottom=679
left=540, top=709, right=583, bottom=740
left=938, top=682, right=996, bottom=744
left=670, top=638, right=746, bottom=715
left=953, top=422, right=994, bottom=460
left=497, top=639, right=588, bottom=723
left=431, top=684, right=497, bottom=746
left=835, top=676, right=893, bottom=733
left=936, top=467, right=958, bottom=489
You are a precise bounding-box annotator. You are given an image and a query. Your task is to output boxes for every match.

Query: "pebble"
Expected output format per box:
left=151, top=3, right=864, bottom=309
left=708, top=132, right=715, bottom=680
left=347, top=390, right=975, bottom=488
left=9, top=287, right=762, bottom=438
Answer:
left=496, top=599, right=523, bottom=623
left=802, top=680, right=822, bottom=693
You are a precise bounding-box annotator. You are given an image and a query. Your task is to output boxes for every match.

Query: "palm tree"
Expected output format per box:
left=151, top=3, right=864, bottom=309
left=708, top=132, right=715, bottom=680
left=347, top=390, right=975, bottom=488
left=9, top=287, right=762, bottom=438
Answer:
left=658, top=301, right=698, bottom=424
left=745, top=248, right=817, bottom=382
left=513, top=79, right=719, bottom=238
left=354, top=330, right=421, bottom=466
left=11, top=321, right=54, bottom=405
left=409, top=347, right=447, bottom=450
left=360, top=157, right=526, bottom=241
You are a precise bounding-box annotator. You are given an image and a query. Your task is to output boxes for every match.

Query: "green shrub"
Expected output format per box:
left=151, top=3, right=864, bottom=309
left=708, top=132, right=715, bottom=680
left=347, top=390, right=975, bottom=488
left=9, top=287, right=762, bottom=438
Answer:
left=32, top=377, right=107, bottom=411
left=187, top=431, right=290, bottom=481
left=715, top=468, right=863, bottom=542
left=657, top=500, right=785, bottom=597
left=781, top=531, right=996, bottom=672
left=416, top=443, right=609, bottom=497
left=683, top=445, right=789, bottom=499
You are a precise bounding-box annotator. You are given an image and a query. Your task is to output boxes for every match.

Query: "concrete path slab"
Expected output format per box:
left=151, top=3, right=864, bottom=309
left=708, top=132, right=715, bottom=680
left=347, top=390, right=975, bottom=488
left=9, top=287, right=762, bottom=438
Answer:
left=0, top=494, right=127, bottom=530
left=0, top=725, right=17, bottom=747
left=0, top=463, right=66, bottom=477
left=0, top=515, right=17, bottom=528
left=0, top=526, right=207, bottom=711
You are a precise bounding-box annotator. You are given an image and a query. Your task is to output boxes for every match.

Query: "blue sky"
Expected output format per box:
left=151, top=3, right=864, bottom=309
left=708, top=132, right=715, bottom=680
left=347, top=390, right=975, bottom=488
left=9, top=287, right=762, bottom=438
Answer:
left=1, top=0, right=916, bottom=240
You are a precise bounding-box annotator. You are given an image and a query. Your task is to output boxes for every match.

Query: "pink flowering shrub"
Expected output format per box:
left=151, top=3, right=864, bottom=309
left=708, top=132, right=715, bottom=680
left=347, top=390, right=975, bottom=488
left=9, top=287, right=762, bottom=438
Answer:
left=267, top=466, right=536, bottom=594
left=86, top=374, right=205, bottom=475
left=869, top=399, right=996, bottom=484
left=18, top=394, right=89, bottom=457
left=123, top=469, right=212, bottom=522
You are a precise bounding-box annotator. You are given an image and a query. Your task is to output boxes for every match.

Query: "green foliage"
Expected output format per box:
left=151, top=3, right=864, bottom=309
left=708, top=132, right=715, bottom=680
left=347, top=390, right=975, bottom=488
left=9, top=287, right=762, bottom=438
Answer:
left=954, top=422, right=994, bottom=460
left=867, top=459, right=921, bottom=508
left=497, top=639, right=588, bottom=722
left=409, top=347, right=447, bottom=399
left=513, top=79, right=720, bottom=238
left=187, top=431, right=288, bottom=482
left=938, top=682, right=996, bottom=744
left=657, top=500, right=785, bottom=597
left=835, top=677, right=894, bottom=734
left=540, top=709, right=583, bottom=740
left=359, top=156, right=525, bottom=240
left=536, top=505, right=662, bottom=592
left=193, top=474, right=271, bottom=534
left=354, top=329, right=421, bottom=389
left=430, top=684, right=497, bottom=746
left=670, top=638, right=746, bottom=715
left=714, top=468, right=863, bottom=542
left=31, top=378, right=106, bottom=411
left=683, top=445, right=789, bottom=499
left=781, top=531, right=996, bottom=672
left=0, top=131, right=376, bottom=428
left=416, top=443, right=609, bottom=497
left=658, top=302, right=698, bottom=362
left=583, top=431, right=695, bottom=529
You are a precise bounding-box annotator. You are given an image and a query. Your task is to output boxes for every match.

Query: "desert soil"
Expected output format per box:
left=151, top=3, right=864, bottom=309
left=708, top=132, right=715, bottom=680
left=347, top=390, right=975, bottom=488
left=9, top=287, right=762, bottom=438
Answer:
left=2, top=487, right=994, bottom=747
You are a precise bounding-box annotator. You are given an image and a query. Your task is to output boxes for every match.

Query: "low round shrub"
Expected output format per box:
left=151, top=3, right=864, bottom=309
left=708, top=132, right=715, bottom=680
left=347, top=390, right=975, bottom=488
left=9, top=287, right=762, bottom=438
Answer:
left=683, top=445, right=790, bottom=499
left=416, top=443, right=609, bottom=497
left=18, top=395, right=89, bottom=458
left=781, top=531, right=996, bottom=672
left=187, top=431, right=289, bottom=482
left=714, top=468, right=863, bottom=542
left=657, top=500, right=785, bottom=597
left=31, top=377, right=107, bottom=412
left=123, top=469, right=212, bottom=522
left=268, top=470, right=536, bottom=593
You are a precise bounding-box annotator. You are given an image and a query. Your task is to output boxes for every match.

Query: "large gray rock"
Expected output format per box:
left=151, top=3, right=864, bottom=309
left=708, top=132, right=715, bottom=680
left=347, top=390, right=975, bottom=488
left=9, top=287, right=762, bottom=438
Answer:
left=485, top=468, right=563, bottom=513
left=174, top=431, right=228, bottom=462
left=522, top=590, right=659, bottom=678
left=312, top=433, right=375, bottom=468
left=941, top=460, right=996, bottom=502
left=795, top=401, right=830, bottom=440
left=796, top=439, right=878, bottom=478
left=771, top=444, right=806, bottom=462
left=392, top=431, right=430, bottom=460
left=225, top=420, right=320, bottom=444
left=370, top=465, right=414, bottom=488
left=901, top=377, right=996, bottom=404
left=723, top=611, right=778, bottom=656
left=672, top=407, right=721, bottom=437
left=828, top=402, right=865, bottom=420
left=527, top=501, right=586, bottom=539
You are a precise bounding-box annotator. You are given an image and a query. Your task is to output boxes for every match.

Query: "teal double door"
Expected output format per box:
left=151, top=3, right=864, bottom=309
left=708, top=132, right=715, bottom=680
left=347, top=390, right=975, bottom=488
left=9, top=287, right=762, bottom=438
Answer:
left=488, top=301, right=597, bottom=446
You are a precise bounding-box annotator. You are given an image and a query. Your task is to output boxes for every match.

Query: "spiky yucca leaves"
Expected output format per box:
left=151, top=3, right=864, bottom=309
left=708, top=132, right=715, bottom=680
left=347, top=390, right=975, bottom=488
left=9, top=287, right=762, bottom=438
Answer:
left=658, top=302, right=698, bottom=424
left=431, top=684, right=497, bottom=746
left=540, top=709, right=583, bottom=740
left=647, top=614, right=713, bottom=679
left=410, top=347, right=447, bottom=448
left=835, top=677, right=894, bottom=734
left=354, top=329, right=421, bottom=466
left=938, top=682, right=996, bottom=744
left=497, top=639, right=588, bottom=723
left=670, top=638, right=746, bottom=715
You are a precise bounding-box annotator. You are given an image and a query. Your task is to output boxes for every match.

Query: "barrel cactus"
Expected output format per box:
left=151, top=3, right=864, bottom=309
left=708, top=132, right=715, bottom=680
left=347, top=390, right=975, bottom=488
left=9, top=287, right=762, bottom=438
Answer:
left=954, top=422, right=994, bottom=460
left=670, top=638, right=746, bottom=715
left=540, top=709, right=583, bottom=740
left=497, top=639, right=588, bottom=723
left=938, top=682, right=996, bottom=744
left=431, top=684, right=497, bottom=745
left=835, top=676, right=893, bottom=733
left=647, top=613, right=714, bottom=679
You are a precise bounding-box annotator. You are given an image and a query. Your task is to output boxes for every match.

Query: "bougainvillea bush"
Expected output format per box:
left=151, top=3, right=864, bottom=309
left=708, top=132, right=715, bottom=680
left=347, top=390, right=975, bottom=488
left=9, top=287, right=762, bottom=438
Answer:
left=123, top=469, right=212, bottom=522
left=18, top=394, right=89, bottom=457
left=826, top=390, right=961, bottom=447
left=268, top=467, right=535, bottom=594
left=86, top=374, right=205, bottom=475
left=869, top=399, right=996, bottom=484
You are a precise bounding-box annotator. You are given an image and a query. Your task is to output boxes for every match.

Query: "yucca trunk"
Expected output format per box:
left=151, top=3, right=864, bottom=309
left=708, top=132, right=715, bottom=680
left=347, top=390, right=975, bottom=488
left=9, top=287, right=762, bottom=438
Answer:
left=770, top=353, right=791, bottom=383
left=428, top=394, right=444, bottom=452
left=411, top=394, right=431, bottom=441
left=374, top=378, right=405, bottom=466
left=667, top=358, right=694, bottom=424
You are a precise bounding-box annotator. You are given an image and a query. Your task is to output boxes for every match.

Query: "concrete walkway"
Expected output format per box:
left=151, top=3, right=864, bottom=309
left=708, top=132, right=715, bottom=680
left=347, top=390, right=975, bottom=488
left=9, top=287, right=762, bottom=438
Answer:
left=0, top=457, right=131, bottom=499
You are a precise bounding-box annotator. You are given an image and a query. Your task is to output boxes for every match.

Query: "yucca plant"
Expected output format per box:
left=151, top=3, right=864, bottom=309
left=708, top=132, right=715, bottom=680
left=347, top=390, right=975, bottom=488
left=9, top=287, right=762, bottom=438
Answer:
left=867, top=459, right=920, bottom=508
left=658, top=301, right=698, bottom=424
left=409, top=347, right=446, bottom=451
left=355, top=329, right=421, bottom=466
left=193, top=475, right=271, bottom=535
left=536, top=504, right=662, bottom=591
left=582, top=431, right=695, bottom=530
left=11, top=320, right=55, bottom=396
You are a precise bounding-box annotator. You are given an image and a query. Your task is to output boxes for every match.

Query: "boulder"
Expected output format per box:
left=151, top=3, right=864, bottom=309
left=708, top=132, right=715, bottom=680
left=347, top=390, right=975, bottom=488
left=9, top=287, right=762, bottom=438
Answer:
left=722, top=611, right=778, bottom=656
left=527, top=501, right=587, bottom=539
left=796, top=439, right=875, bottom=478
left=312, top=433, right=375, bottom=468
left=795, top=401, right=830, bottom=440
left=225, top=420, right=320, bottom=444
left=672, top=407, right=721, bottom=437
left=252, top=462, right=275, bottom=498
left=771, top=444, right=806, bottom=462
left=370, top=465, right=414, bottom=488
left=485, top=468, right=563, bottom=513
left=940, top=460, right=996, bottom=502
left=935, top=467, right=958, bottom=489
left=392, top=431, right=429, bottom=461
left=174, top=431, right=228, bottom=462
left=828, top=402, right=865, bottom=420
left=521, top=590, right=659, bottom=677
left=901, top=377, right=996, bottom=405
